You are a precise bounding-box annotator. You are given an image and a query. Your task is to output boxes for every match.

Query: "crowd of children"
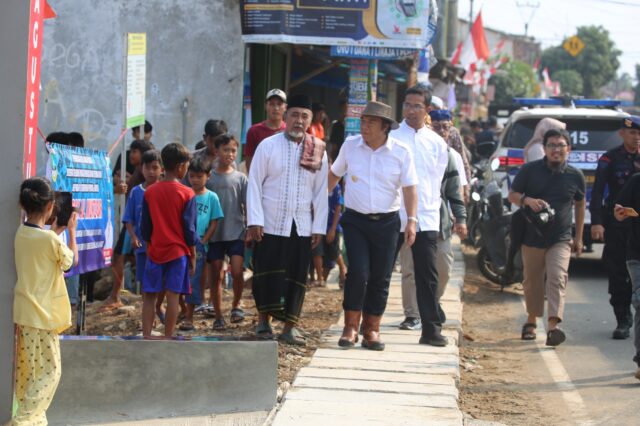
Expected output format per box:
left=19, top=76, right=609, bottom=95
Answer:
left=12, top=107, right=350, bottom=422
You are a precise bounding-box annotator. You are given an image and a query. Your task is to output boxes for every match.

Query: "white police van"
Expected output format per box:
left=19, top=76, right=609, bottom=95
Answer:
left=484, top=98, right=630, bottom=246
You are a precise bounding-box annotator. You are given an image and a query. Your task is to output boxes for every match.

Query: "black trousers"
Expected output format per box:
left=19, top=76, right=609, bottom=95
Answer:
left=398, top=231, right=446, bottom=337
left=252, top=223, right=311, bottom=325
left=603, top=223, right=632, bottom=308
left=342, top=209, right=400, bottom=315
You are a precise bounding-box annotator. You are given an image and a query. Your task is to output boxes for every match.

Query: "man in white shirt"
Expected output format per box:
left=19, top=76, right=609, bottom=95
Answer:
left=246, top=94, right=328, bottom=346
left=390, top=87, right=450, bottom=346
left=329, top=101, right=418, bottom=351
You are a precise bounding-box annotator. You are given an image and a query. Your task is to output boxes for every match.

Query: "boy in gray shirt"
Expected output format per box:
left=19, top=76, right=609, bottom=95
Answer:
left=206, top=134, right=248, bottom=329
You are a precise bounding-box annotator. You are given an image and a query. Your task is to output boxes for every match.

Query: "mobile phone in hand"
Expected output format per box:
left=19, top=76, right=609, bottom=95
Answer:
left=623, top=207, right=639, bottom=217
left=55, top=192, right=74, bottom=226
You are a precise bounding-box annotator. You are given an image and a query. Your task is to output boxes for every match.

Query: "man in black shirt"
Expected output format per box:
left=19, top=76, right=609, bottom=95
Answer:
left=590, top=116, right=640, bottom=339
left=508, top=128, right=586, bottom=347
left=613, top=170, right=640, bottom=381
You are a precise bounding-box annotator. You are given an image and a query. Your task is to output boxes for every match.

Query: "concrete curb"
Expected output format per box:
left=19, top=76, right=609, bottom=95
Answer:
left=48, top=339, right=278, bottom=425
left=268, top=237, right=466, bottom=425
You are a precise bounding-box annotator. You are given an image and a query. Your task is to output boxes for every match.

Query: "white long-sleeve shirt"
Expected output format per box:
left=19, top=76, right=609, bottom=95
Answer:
left=391, top=120, right=449, bottom=232
left=247, top=132, right=328, bottom=237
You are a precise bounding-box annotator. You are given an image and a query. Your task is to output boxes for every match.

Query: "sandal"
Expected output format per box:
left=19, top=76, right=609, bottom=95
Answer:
left=545, top=328, right=566, bottom=347
left=521, top=323, right=536, bottom=340
left=230, top=308, right=245, bottom=323
left=255, top=321, right=273, bottom=339
left=98, top=301, right=124, bottom=313
left=179, top=321, right=195, bottom=331
left=156, top=309, right=166, bottom=325
left=278, top=327, right=307, bottom=346
left=212, top=318, right=227, bottom=330
left=204, top=305, right=216, bottom=318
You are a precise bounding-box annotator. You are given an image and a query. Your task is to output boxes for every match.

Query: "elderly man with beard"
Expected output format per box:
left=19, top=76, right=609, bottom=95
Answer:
left=329, top=101, right=418, bottom=351
left=246, top=94, right=328, bottom=346
left=508, top=128, right=586, bottom=347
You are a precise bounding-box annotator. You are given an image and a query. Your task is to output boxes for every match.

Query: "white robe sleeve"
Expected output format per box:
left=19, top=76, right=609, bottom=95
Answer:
left=311, top=152, right=330, bottom=235
left=247, top=141, right=267, bottom=227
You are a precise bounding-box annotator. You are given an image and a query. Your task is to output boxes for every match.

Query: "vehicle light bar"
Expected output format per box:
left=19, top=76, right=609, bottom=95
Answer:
left=513, top=98, right=622, bottom=108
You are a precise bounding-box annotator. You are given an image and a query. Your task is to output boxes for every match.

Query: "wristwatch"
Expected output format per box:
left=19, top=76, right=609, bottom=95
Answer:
left=407, top=216, right=418, bottom=223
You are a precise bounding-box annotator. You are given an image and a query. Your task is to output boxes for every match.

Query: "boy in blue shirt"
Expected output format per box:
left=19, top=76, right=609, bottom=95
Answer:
left=123, top=150, right=163, bottom=292
left=180, top=157, right=224, bottom=331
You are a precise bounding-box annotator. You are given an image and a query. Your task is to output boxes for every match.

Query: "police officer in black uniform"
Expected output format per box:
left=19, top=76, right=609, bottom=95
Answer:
left=590, top=116, right=640, bottom=339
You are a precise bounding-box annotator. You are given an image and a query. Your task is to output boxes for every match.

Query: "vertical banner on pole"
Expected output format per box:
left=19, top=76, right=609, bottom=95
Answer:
left=368, top=59, right=378, bottom=102
left=345, top=58, right=369, bottom=137
left=126, top=33, right=146, bottom=129
left=23, top=0, right=44, bottom=178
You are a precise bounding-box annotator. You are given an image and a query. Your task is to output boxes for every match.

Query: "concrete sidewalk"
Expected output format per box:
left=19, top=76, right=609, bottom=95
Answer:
left=270, top=240, right=465, bottom=426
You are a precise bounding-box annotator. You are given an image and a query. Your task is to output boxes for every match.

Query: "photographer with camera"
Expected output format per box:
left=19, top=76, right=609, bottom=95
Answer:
left=508, top=128, right=586, bottom=347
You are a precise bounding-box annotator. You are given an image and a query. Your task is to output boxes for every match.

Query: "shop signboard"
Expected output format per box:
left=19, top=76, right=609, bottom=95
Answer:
left=241, top=0, right=438, bottom=49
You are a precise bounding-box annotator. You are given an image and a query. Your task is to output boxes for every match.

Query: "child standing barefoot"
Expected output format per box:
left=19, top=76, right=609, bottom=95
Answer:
left=13, top=177, right=78, bottom=425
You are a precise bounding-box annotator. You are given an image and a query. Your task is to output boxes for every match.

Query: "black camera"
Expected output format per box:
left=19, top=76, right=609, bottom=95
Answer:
left=523, top=205, right=555, bottom=236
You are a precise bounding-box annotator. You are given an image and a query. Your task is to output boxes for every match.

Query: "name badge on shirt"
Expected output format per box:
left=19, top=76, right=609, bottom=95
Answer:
left=351, top=175, right=359, bottom=183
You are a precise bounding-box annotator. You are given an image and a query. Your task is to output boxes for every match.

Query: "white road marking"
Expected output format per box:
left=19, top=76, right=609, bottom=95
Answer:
left=521, top=299, right=594, bottom=425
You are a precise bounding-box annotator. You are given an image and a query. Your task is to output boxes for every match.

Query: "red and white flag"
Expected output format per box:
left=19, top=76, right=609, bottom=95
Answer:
left=542, top=67, right=553, bottom=88
left=451, top=11, right=490, bottom=81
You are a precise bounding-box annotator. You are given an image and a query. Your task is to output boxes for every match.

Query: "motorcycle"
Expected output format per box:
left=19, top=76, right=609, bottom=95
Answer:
left=465, top=160, right=490, bottom=246
left=473, top=160, right=523, bottom=288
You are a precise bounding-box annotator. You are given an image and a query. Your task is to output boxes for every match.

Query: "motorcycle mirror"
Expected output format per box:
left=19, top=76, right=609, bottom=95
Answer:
left=490, top=158, right=500, bottom=171
left=472, top=192, right=481, bottom=202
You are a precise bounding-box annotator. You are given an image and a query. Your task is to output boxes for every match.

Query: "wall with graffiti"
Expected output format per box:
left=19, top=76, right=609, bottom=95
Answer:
left=38, top=0, right=244, bottom=173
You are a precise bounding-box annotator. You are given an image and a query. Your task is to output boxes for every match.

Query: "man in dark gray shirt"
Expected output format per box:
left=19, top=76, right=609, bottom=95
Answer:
left=508, top=128, right=586, bottom=347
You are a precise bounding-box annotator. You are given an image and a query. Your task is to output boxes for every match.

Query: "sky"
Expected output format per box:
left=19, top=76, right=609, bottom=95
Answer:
left=457, top=0, right=639, bottom=79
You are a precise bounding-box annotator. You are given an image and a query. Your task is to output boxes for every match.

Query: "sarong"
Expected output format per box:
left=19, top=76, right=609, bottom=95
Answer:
left=252, top=224, right=311, bottom=324
left=13, top=325, right=62, bottom=425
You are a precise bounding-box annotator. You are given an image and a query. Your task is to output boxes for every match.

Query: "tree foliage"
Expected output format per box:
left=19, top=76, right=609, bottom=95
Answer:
left=540, top=26, right=621, bottom=98
left=551, top=70, right=584, bottom=96
left=489, top=60, right=537, bottom=104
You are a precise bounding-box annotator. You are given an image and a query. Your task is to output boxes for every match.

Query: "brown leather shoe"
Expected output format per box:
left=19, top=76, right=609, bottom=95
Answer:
left=361, top=314, right=385, bottom=351
left=338, top=310, right=361, bottom=348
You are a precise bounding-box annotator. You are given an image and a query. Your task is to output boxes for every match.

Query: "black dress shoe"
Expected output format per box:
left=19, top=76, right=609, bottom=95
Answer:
left=419, top=334, right=448, bottom=347
left=612, top=323, right=631, bottom=340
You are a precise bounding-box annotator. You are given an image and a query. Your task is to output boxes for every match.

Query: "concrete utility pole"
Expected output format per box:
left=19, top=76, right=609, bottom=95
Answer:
left=446, top=0, right=459, bottom=57
left=0, top=1, right=30, bottom=422
left=469, top=0, right=473, bottom=28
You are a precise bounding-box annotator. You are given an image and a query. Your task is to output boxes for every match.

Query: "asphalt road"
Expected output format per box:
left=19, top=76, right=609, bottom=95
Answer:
left=551, top=247, right=640, bottom=425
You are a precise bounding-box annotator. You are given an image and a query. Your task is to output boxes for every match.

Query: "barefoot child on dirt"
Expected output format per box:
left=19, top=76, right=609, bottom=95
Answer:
left=207, top=134, right=248, bottom=329
left=140, top=143, right=198, bottom=337
left=13, top=177, right=78, bottom=424
left=180, top=157, right=223, bottom=331
left=122, top=150, right=165, bottom=323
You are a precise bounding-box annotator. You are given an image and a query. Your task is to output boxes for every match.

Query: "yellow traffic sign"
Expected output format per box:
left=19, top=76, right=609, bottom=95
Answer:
left=563, top=35, right=585, bottom=57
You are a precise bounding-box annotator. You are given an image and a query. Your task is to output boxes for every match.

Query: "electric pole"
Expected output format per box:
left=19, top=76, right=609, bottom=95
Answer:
left=516, top=0, right=540, bottom=36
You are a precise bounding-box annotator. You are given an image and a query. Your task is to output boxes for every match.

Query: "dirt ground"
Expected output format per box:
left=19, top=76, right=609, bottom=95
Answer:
left=459, top=244, right=562, bottom=425
left=63, top=274, right=343, bottom=390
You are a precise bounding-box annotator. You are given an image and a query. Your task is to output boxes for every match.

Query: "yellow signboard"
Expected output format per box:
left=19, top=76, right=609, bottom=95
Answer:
left=563, top=35, right=585, bottom=57
left=127, top=33, right=146, bottom=56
